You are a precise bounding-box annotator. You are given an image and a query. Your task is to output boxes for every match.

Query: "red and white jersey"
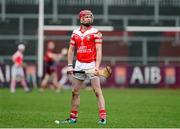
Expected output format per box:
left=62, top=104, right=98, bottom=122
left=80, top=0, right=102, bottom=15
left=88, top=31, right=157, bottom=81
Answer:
left=44, top=50, right=54, bottom=63
left=12, top=51, right=24, bottom=66
left=70, top=26, right=102, bottom=63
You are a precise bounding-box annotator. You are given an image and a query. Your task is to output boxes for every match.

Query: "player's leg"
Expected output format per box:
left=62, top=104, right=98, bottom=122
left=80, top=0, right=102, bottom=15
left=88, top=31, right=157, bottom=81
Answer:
left=19, top=67, right=29, bottom=92
left=71, top=77, right=83, bottom=111
left=61, top=78, right=83, bottom=124
left=40, top=74, right=50, bottom=91
left=51, top=72, right=63, bottom=92
left=59, top=74, right=68, bottom=88
left=91, top=77, right=107, bottom=125
left=32, top=74, right=37, bottom=89
left=10, top=65, right=17, bottom=93
left=10, top=78, right=16, bottom=93
left=55, top=74, right=84, bottom=124
left=59, top=67, right=68, bottom=87
left=20, top=76, right=30, bottom=92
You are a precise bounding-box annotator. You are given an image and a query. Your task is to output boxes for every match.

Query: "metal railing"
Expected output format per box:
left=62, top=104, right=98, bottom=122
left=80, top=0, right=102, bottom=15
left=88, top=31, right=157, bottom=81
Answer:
left=1, top=0, right=180, bottom=65
left=5, top=0, right=180, bottom=7
left=0, top=14, right=180, bottom=65
left=0, top=13, right=180, bottom=40
left=1, top=55, right=180, bottom=66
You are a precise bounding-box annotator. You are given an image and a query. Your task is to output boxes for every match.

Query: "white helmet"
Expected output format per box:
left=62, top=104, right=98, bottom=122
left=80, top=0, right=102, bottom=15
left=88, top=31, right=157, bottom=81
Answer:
left=18, top=44, right=25, bottom=50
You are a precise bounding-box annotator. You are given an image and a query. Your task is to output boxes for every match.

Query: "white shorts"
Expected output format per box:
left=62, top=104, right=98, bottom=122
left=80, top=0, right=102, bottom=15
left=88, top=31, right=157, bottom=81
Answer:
left=74, top=60, right=97, bottom=81
left=11, top=65, right=25, bottom=80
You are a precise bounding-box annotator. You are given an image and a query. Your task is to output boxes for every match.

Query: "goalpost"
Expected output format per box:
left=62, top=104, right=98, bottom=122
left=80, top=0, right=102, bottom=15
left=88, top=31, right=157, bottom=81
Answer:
left=38, top=0, right=114, bottom=79
left=38, top=0, right=44, bottom=78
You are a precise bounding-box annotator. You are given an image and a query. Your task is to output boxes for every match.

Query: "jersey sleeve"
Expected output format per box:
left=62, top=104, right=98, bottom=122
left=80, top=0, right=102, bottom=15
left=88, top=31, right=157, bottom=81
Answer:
left=94, top=31, right=102, bottom=44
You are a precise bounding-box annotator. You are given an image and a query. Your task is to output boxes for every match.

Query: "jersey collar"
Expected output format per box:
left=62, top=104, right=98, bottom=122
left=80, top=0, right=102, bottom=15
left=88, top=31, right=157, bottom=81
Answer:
left=79, top=25, right=93, bottom=33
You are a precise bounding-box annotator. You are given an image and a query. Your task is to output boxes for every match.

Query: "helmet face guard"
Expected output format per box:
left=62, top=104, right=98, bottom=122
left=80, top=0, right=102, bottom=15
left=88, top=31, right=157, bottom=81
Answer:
left=79, top=10, right=93, bottom=27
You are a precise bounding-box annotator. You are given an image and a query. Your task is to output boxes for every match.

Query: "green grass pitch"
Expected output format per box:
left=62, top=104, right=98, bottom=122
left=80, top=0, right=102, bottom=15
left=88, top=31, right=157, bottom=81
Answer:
left=0, top=88, right=180, bottom=128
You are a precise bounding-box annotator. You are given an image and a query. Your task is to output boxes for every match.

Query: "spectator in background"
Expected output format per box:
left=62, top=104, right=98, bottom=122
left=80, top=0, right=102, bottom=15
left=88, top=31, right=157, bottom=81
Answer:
left=10, top=44, right=29, bottom=93
left=58, top=66, right=69, bottom=88
left=58, top=66, right=74, bottom=89
left=40, top=41, right=67, bottom=92
left=26, top=64, right=37, bottom=89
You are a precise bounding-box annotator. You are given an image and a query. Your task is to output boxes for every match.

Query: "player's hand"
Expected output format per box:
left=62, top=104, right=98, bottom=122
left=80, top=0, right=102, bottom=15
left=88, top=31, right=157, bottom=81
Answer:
left=94, top=68, right=100, bottom=76
left=67, top=65, right=74, bottom=74
left=61, top=48, right=68, bottom=56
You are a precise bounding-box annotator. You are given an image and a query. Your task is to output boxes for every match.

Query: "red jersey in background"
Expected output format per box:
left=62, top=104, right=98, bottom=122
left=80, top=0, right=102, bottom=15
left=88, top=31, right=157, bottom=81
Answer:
left=12, top=51, right=24, bottom=66
left=44, top=50, right=56, bottom=74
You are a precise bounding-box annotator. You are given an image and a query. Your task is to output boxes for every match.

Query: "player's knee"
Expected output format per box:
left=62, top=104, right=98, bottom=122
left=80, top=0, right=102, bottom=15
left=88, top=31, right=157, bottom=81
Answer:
left=94, top=89, right=102, bottom=98
left=52, top=81, right=58, bottom=86
left=94, top=91, right=100, bottom=98
left=41, top=80, right=47, bottom=87
left=72, top=89, right=80, bottom=97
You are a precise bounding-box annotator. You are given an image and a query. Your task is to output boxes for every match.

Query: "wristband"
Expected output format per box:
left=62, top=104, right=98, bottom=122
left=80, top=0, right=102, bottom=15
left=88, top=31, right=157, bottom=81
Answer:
left=68, top=64, right=73, bottom=67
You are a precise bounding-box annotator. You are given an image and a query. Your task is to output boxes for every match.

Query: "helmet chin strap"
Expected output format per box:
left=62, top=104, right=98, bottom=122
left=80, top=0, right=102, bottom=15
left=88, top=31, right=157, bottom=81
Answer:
left=81, top=22, right=93, bottom=27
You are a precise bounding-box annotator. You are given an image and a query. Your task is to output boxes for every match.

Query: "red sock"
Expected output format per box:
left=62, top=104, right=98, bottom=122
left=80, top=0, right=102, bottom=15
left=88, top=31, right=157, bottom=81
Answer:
left=70, top=110, right=78, bottom=120
left=99, top=109, right=106, bottom=120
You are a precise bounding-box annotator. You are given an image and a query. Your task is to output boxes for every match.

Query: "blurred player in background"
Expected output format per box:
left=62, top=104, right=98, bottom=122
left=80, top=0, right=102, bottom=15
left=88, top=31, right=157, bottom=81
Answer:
left=55, top=10, right=107, bottom=125
left=58, top=66, right=70, bottom=88
left=10, top=44, right=29, bottom=93
left=40, top=41, right=67, bottom=92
